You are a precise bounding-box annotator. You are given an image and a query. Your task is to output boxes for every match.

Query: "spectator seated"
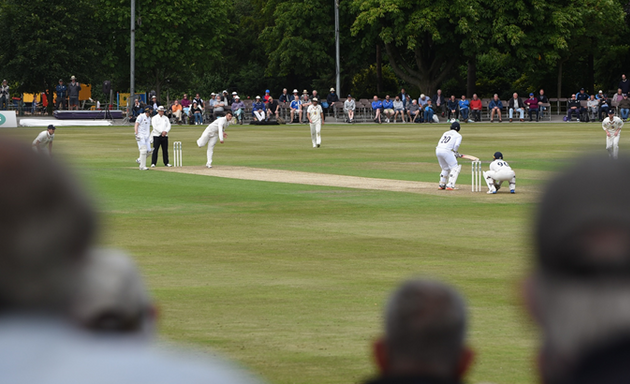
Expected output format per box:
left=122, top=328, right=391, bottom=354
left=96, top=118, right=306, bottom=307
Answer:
left=488, top=95, right=503, bottom=122
left=447, top=96, right=459, bottom=120
left=392, top=96, right=405, bottom=123
left=619, top=93, right=630, bottom=121
left=524, top=93, right=539, bottom=122
left=231, top=95, right=245, bottom=124
left=252, top=96, right=266, bottom=121
left=344, top=95, right=356, bottom=123
left=371, top=96, right=383, bottom=123
left=407, top=100, right=422, bottom=123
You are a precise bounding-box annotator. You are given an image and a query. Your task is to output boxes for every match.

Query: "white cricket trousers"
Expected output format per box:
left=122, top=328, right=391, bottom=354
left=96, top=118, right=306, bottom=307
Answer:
left=310, top=121, right=321, bottom=147
left=436, top=148, right=458, bottom=184
left=136, top=135, right=152, bottom=169
left=197, top=126, right=219, bottom=166
left=606, top=134, right=621, bottom=159
left=485, top=168, right=516, bottom=192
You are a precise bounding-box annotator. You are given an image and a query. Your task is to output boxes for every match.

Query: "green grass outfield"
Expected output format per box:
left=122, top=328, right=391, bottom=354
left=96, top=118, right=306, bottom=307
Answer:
left=4, top=121, right=608, bottom=384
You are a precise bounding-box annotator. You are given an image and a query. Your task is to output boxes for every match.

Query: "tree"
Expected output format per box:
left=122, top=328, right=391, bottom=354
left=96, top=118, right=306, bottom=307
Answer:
left=0, top=0, right=105, bottom=114
left=351, top=0, right=484, bottom=96
left=260, top=0, right=335, bottom=81
left=99, top=0, right=233, bottom=99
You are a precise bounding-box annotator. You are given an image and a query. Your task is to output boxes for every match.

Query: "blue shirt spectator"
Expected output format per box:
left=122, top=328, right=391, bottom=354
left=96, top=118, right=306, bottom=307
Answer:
left=576, top=88, right=589, bottom=101
left=458, top=97, right=469, bottom=110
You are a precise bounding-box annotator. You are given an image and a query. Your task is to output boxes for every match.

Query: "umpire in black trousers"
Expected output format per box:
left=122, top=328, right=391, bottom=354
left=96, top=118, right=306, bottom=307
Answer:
left=150, top=106, right=172, bottom=167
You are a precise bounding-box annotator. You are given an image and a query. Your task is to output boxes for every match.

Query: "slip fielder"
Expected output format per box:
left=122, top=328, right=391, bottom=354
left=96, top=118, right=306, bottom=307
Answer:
left=603, top=109, right=623, bottom=159
left=196, top=110, right=232, bottom=168
left=483, top=152, right=516, bottom=194
left=134, top=107, right=153, bottom=170
left=436, top=121, right=463, bottom=190
left=32, top=124, right=56, bottom=155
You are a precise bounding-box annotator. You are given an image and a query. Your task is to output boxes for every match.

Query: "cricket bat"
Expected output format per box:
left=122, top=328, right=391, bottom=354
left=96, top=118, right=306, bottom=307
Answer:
left=461, top=154, right=479, bottom=161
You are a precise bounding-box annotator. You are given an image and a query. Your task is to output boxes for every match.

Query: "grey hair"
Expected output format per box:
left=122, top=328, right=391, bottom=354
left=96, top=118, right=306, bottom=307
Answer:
left=0, top=140, right=96, bottom=312
left=384, top=279, right=467, bottom=377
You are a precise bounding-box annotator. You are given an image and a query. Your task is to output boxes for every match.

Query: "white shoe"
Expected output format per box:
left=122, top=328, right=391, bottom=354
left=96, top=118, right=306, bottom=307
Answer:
left=166, top=164, right=172, bottom=167
left=487, top=190, right=497, bottom=194
left=139, top=167, right=148, bottom=171
left=386, top=118, right=390, bottom=123
left=206, top=165, right=212, bottom=168
left=136, top=158, right=140, bottom=164
left=150, top=164, right=155, bottom=168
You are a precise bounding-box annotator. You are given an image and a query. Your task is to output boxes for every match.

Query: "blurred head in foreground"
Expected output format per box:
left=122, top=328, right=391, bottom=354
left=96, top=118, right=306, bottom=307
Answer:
left=71, top=248, right=155, bottom=334
left=0, top=140, right=96, bottom=313
left=369, top=279, right=473, bottom=383
left=528, top=155, right=630, bottom=384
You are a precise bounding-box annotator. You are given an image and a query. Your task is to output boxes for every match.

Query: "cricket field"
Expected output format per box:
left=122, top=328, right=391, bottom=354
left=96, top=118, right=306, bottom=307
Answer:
left=5, top=121, right=606, bottom=384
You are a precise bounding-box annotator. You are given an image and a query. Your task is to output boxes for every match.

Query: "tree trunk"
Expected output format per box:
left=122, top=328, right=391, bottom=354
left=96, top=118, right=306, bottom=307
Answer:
left=376, top=44, right=382, bottom=94
left=557, top=60, right=564, bottom=114
left=467, top=59, right=476, bottom=98
left=588, top=52, right=594, bottom=94
left=46, top=82, right=54, bottom=116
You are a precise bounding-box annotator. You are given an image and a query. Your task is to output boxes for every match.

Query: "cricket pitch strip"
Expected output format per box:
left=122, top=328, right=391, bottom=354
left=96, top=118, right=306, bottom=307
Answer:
left=157, top=165, right=537, bottom=199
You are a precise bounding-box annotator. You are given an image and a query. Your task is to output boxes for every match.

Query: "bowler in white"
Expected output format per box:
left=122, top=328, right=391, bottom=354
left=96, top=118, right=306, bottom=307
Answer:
left=134, top=107, right=153, bottom=170
left=307, top=98, right=324, bottom=148
left=436, top=121, right=463, bottom=190
left=32, top=124, right=55, bottom=154
left=483, top=152, right=516, bottom=194
left=196, top=110, right=232, bottom=168
left=603, top=109, right=624, bottom=159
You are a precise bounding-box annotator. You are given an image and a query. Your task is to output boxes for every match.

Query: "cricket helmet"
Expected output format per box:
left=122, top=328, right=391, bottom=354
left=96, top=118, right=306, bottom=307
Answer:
left=450, top=121, right=460, bottom=131
left=494, top=151, right=503, bottom=159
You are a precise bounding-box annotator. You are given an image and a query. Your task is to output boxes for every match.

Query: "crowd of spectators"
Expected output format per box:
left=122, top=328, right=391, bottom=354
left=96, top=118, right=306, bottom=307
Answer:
left=6, top=72, right=626, bottom=125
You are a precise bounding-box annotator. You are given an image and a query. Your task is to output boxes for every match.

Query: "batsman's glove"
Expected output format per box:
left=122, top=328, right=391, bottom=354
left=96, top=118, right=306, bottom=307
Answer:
left=454, top=151, right=462, bottom=158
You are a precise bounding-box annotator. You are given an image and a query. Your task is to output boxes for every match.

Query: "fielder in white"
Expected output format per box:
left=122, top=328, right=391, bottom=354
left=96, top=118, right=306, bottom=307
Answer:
left=436, top=121, right=463, bottom=190
left=196, top=110, right=232, bottom=168
left=134, top=107, right=152, bottom=170
left=483, top=151, right=516, bottom=194
left=603, top=109, right=624, bottom=159
left=307, top=97, right=324, bottom=148
left=32, top=124, right=56, bottom=154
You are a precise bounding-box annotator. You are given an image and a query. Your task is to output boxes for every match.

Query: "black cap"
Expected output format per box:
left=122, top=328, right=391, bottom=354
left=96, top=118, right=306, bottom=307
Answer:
left=47, top=124, right=56, bottom=130
left=493, top=151, right=503, bottom=159
left=609, top=109, right=615, bottom=114
left=580, top=88, right=585, bottom=91
left=536, top=156, right=630, bottom=278
left=450, top=121, right=460, bottom=131
left=144, top=107, right=151, bottom=113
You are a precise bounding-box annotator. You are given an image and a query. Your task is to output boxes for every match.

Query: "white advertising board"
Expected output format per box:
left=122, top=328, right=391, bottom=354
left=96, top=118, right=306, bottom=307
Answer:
left=0, top=111, right=18, bottom=128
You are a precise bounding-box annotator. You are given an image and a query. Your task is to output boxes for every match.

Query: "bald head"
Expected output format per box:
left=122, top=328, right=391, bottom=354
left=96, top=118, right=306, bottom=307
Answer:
left=0, top=140, right=96, bottom=312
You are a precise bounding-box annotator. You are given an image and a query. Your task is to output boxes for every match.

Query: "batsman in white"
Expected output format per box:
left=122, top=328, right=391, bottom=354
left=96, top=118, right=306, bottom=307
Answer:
left=134, top=107, right=153, bottom=170
left=32, top=124, right=55, bottom=154
left=436, top=121, right=463, bottom=190
left=603, top=109, right=624, bottom=159
left=307, top=97, right=324, bottom=148
left=196, top=109, right=232, bottom=168
left=483, top=152, right=516, bottom=194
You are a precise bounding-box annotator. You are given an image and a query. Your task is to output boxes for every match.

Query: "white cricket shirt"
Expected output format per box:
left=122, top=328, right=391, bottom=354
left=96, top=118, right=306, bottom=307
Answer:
left=151, top=114, right=171, bottom=137
left=136, top=114, right=151, bottom=138
left=602, top=116, right=623, bottom=134
left=33, top=130, right=54, bottom=148
left=436, top=130, right=462, bottom=152
left=307, top=105, right=323, bottom=123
